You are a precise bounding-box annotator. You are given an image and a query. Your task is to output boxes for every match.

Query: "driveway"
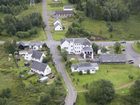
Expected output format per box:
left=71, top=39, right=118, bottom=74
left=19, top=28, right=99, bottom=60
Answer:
left=42, top=0, right=77, bottom=105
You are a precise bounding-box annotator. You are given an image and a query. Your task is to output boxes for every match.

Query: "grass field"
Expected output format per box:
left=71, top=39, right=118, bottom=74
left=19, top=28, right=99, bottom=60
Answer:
left=74, top=64, right=140, bottom=105
left=81, top=15, right=140, bottom=40
left=70, top=64, right=140, bottom=92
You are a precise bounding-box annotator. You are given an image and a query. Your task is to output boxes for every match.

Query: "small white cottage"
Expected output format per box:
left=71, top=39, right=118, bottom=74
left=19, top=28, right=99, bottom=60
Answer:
left=54, top=20, right=63, bottom=31
left=31, top=61, right=51, bottom=76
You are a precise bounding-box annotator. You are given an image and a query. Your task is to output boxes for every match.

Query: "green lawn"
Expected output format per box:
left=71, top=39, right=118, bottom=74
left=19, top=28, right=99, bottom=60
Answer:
left=81, top=15, right=140, bottom=40
left=74, top=64, right=140, bottom=105
left=70, top=64, right=140, bottom=92
left=47, top=0, right=68, bottom=11
left=132, top=42, right=140, bottom=54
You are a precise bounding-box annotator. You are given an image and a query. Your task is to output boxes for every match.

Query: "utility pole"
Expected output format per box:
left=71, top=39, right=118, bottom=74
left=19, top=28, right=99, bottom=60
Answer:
left=30, top=0, right=35, bottom=6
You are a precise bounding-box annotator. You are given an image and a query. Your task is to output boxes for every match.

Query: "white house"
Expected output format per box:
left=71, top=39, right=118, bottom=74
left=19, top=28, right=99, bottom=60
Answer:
left=29, top=42, right=44, bottom=50
left=63, top=5, right=73, bottom=11
left=31, top=61, right=51, bottom=76
left=60, top=38, right=94, bottom=59
left=54, top=20, right=63, bottom=31
left=24, top=50, right=45, bottom=62
left=53, top=0, right=60, bottom=2
left=18, top=42, right=45, bottom=50
left=71, top=62, right=99, bottom=74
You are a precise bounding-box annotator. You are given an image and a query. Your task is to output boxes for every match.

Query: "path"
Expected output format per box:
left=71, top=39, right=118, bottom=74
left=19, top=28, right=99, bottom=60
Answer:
left=42, top=0, right=77, bottom=105
left=115, top=82, right=134, bottom=90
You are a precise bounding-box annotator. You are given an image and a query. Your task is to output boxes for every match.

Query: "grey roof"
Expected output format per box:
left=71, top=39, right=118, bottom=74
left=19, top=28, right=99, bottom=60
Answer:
left=61, top=38, right=91, bottom=45
left=18, top=42, right=44, bottom=47
left=72, top=62, right=98, bottom=71
left=55, top=11, right=73, bottom=15
left=83, top=47, right=93, bottom=52
left=64, top=5, right=73, bottom=9
left=99, top=54, right=126, bottom=63
left=31, top=61, right=47, bottom=72
left=31, top=50, right=43, bottom=60
left=54, top=22, right=62, bottom=28
left=29, top=42, right=43, bottom=47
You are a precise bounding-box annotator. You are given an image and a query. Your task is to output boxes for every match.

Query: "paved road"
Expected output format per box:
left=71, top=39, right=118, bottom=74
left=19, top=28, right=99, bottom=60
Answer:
left=42, top=0, right=77, bottom=105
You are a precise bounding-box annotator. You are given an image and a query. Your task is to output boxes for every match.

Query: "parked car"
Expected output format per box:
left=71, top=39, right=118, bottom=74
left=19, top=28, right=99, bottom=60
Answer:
left=122, top=49, right=125, bottom=51
left=128, top=60, right=134, bottom=64
left=120, top=41, right=126, bottom=44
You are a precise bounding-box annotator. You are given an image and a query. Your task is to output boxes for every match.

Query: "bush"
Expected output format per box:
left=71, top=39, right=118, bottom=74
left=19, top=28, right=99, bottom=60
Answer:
left=79, top=71, right=83, bottom=75
left=16, top=31, right=30, bottom=38
left=0, top=88, right=11, bottom=98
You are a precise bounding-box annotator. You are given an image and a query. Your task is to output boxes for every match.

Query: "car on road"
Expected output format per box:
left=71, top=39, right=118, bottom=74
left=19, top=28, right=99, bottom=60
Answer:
left=120, top=41, right=126, bottom=44
left=128, top=60, right=134, bottom=64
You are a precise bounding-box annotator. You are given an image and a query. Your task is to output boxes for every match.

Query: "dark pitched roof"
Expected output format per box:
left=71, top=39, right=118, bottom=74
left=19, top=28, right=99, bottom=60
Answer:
left=99, top=54, right=126, bottom=63
left=61, top=38, right=91, bottom=45
left=31, top=50, right=43, bottom=60
left=18, top=42, right=29, bottom=47
left=31, top=61, right=47, bottom=72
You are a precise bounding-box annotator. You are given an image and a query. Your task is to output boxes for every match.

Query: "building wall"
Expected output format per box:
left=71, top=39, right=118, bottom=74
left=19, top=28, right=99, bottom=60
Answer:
left=44, top=65, right=52, bottom=76
left=24, top=54, right=32, bottom=61
left=55, top=25, right=63, bottom=31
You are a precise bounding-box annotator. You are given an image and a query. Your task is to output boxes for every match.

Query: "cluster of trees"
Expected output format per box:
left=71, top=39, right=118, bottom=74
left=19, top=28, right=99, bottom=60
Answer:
left=36, top=77, right=65, bottom=105
left=86, top=79, right=140, bottom=105
left=69, top=0, right=140, bottom=21
left=66, top=20, right=91, bottom=38
left=85, top=0, right=129, bottom=21
left=0, top=12, right=43, bottom=38
left=0, top=0, right=28, bottom=15
left=0, top=0, right=42, bottom=15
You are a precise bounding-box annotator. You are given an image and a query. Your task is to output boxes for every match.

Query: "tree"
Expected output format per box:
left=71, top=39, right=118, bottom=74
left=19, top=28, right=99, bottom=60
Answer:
left=37, top=95, right=52, bottom=105
left=92, top=43, right=99, bottom=54
left=88, top=79, right=115, bottom=105
left=101, top=47, right=108, bottom=53
left=114, top=42, right=121, bottom=54
left=0, top=88, right=11, bottom=98
left=61, top=50, right=68, bottom=61
left=130, top=79, right=140, bottom=98
left=3, top=40, right=17, bottom=55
